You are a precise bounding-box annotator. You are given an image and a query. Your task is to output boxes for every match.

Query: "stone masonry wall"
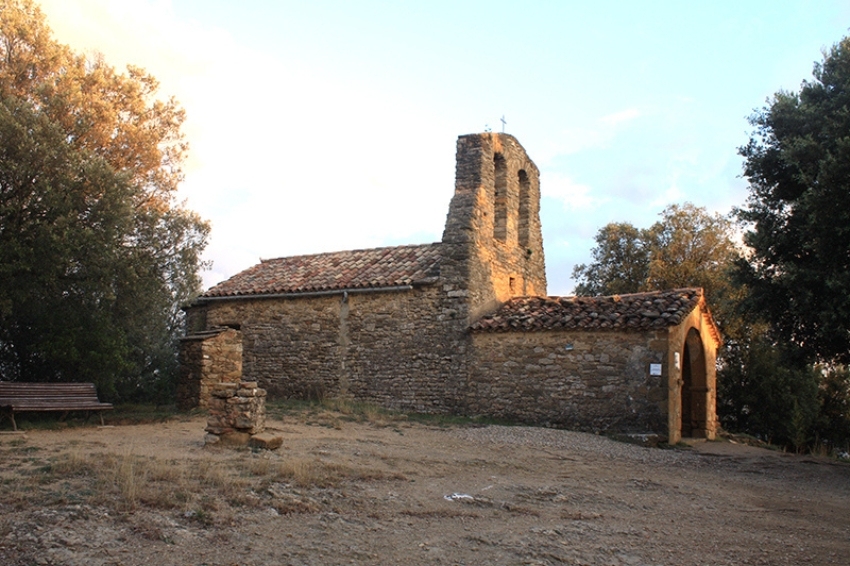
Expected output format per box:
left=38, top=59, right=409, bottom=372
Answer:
left=468, top=329, right=670, bottom=434
left=197, top=285, right=470, bottom=413
left=189, top=291, right=675, bottom=436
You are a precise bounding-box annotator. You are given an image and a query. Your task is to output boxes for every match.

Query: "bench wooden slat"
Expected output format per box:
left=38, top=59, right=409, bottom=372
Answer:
left=0, top=385, right=104, bottom=395
left=0, top=394, right=107, bottom=403
left=0, top=402, right=113, bottom=409
left=0, top=382, right=113, bottom=431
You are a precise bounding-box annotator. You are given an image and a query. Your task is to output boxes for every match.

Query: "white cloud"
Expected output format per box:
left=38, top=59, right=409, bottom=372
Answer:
left=542, top=173, right=607, bottom=211
left=601, top=108, right=641, bottom=126
left=535, top=108, right=644, bottom=165
left=534, top=127, right=607, bottom=163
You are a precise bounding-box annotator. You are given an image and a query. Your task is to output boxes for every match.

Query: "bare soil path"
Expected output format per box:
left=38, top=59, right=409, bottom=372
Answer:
left=1, top=412, right=848, bottom=565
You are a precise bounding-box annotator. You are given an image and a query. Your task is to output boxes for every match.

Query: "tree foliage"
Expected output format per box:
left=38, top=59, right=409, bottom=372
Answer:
left=815, top=365, right=850, bottom=452
left=737, top=35, right=850, bottom=365
left=572, top=203, right=739, bottom=303
left=571, top=223, right=651, bottom=296
left=645, top=204, right=739, bottom=301
left=0, top=0, right=209, bottom=401
left=717, top=335, right=821, bottom=451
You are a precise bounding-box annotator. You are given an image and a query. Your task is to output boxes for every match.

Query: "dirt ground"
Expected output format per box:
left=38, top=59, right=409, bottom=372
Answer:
left=0, top=410, right=849, bottom=566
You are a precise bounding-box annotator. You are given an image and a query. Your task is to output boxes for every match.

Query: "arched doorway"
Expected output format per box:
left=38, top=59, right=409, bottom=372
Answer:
left=681, top=328, right=708, bottom=438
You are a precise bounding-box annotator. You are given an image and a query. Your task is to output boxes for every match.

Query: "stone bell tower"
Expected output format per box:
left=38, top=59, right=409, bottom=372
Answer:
left=441, top=133, right=547, bottom=323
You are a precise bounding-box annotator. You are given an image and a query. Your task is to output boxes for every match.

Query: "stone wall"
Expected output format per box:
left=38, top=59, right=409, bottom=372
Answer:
left=188, top=290, right=678, bottom=436
left=468, top=329, right=670, bottom=434
left=177, top=327, right=243, bottom=409
left=195, top=285, right=471, bottom=413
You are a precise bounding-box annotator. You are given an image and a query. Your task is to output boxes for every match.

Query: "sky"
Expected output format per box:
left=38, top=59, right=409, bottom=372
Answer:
left=37, top=0, right=850, bottom=295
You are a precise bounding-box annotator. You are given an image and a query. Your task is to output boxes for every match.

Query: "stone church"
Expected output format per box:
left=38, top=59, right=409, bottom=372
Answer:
left=179, top=133, right=720, bottom=442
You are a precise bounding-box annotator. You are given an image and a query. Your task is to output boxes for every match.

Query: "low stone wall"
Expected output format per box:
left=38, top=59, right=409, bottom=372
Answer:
left=468, top=329, right=670, bottom=434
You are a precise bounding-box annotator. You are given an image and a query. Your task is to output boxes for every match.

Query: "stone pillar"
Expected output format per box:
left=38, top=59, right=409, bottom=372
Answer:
left=177, top=327, right=242, bottom=409
left=204, top=381, right=280, bottom=448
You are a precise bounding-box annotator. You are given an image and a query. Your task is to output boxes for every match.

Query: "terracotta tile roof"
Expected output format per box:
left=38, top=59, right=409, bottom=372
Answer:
left=203, top=243, right=442, bottom=298
left=471, top=288, right=706, bottom=333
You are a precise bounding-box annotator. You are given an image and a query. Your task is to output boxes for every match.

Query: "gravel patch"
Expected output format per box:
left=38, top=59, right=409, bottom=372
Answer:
left=451, top=424, right=706, bottom=466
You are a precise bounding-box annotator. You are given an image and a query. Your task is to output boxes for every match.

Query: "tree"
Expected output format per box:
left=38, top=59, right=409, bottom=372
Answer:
left=0, top=0, right=209, bottom=401
left=572, top=203, right=739, bottom=304
left=571, top=223, right=651, bottom=296
left=814, top=365, right=850, bottom=453
left=645, top=203, right=739, bottom=302
left=737, top=35, right=850, bottom=365
left=717, top=333, right=820, bottom=451
left=0, top=0, right=186, bottom=203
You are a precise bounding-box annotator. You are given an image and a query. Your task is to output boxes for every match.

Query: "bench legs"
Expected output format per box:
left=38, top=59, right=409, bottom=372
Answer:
left=1, top=410, right=19, bottom=432
left=83, top=411, right=106, bottom=426
left=1, top=410, right=107, bottom=431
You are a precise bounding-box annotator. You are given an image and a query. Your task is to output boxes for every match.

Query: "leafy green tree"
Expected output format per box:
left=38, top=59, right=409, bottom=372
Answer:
left=737, top=35, right=850, bottom=365
left=0, top=96, right=134, bottom=386
left=0, top=0, right=187, bottom=202
left=572, top=203, right=739, bottom=305
left=645, top=203, right=739, bottom=302
left=572, top=223, right=651, bottom=296
left=0, top=0, right=209, bottom=401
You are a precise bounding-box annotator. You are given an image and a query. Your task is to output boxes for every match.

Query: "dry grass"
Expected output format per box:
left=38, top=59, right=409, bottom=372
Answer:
left=0, top=434, right=404, bottom=523
left=0, top=403, right=414, bottom=528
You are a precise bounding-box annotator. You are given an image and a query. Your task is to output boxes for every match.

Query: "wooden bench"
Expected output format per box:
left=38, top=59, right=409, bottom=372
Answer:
left=0, top=382, right=113, bottom=431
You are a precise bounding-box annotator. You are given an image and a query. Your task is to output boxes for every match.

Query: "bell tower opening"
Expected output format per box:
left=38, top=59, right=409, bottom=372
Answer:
left=518, top=169, right=530, bottom=249
left=493, top=153, right=508, bottom=243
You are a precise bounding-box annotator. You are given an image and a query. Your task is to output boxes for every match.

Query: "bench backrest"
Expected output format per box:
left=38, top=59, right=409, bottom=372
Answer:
left=0, top=382, right=102, bottom=400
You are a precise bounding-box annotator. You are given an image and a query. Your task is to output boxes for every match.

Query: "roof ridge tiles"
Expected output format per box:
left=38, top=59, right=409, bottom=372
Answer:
left=203, top=242, right=443, bottom=298
left=470, top=288, right=708, bottom=334
left=259, top=242, right=442, bottom=264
